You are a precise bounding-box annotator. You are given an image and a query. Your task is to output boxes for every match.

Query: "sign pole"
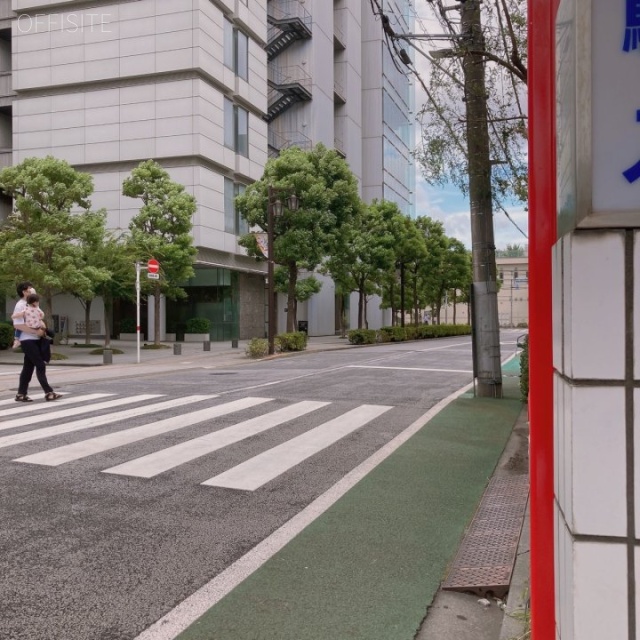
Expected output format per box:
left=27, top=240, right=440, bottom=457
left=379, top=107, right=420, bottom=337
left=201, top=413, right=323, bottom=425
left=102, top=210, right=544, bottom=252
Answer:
left=135, top=262, right=141, bottom=364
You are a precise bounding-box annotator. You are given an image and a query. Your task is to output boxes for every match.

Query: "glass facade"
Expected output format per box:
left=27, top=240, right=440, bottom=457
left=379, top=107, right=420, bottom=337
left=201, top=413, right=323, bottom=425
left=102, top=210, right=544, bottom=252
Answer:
left=167, top=266, right=239, bottom=341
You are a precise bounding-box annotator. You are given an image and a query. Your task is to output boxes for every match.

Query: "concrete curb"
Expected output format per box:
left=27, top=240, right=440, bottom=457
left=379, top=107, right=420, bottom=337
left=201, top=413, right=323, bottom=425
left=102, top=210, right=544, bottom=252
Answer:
left=499, top=503, right=531, bottom=640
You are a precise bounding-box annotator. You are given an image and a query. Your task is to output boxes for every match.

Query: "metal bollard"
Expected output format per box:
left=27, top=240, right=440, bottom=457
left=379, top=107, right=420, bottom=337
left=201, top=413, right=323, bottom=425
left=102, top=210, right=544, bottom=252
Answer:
left=173, top=343, right=182, bottom=356
left=231, top=339, right=238, bottom=348
left=203, top=340, right=211, bottom=351
left=103, top=348, right=113, bottom=365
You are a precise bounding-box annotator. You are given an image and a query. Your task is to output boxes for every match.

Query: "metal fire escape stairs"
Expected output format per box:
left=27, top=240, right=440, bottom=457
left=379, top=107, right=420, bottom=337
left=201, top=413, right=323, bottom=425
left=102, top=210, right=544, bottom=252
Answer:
left=266, top=1, right=312, bottom=127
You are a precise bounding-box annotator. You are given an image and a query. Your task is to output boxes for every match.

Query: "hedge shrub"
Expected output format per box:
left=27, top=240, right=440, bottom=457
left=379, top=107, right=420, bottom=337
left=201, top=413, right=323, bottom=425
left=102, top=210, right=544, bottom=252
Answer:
left=347, top=323, right=472, bottom=345
left=277, top=331, right=308, bottom=352
left=246, top=337, right=269, bottom=358
left=0, top=321, right=13, bottom=350
left=520, top=334, right=529, bottom=402
left=185, top=317, right=211, bottom=333
left=346, top=329, right=377, bottom=345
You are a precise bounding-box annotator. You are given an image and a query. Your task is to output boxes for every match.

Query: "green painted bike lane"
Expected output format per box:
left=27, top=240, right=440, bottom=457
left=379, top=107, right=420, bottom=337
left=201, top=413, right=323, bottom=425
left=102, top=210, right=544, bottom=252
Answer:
left=178, top=365, right=523, bottom=640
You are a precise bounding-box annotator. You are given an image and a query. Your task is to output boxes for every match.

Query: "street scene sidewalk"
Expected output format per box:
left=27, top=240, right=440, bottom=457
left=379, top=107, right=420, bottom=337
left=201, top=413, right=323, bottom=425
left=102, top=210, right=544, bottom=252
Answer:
left=0, top=336, right=529, bottom=640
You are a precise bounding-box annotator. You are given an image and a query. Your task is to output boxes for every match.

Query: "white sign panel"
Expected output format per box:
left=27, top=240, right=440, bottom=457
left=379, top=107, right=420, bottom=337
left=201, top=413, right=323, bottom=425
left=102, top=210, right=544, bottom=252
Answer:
left=592, top=0, right=640, bottom=218
left=556, top=0, right=640, bottom=232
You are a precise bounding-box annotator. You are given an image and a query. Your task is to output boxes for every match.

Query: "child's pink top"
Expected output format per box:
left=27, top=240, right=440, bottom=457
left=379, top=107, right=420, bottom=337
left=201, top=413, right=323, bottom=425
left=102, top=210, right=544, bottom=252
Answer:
left=24, top=305, right=45, bottom=330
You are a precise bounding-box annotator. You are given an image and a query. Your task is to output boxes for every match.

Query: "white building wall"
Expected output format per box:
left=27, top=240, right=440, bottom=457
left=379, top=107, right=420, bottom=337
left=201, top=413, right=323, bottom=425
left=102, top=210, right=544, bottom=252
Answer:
left=552, top=230, right=634, bottom=640
left=8, top=0, right=269, bottom=339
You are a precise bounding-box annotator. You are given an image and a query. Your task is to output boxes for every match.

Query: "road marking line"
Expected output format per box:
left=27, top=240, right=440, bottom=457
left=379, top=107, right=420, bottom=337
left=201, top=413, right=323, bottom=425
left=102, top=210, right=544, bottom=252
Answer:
left=16, top=397, right=272, bottom=467
left=133, top=380, right=474, bottom=640
left=346, top=365, right=474, bottom=373
left=0, top=396, right=209, bottom=450
left=0, top=394, right=161, bottom=432
left=0, top=393, right=112, bottom=416
left=104, top=400, right=330, bottom=478
left=202, top=404, right=393, bottom=491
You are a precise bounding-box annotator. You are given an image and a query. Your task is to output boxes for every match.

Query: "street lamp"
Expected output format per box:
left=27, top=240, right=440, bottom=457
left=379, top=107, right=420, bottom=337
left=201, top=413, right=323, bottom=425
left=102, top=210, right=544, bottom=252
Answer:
left=267, top=185, right=299, bottom=355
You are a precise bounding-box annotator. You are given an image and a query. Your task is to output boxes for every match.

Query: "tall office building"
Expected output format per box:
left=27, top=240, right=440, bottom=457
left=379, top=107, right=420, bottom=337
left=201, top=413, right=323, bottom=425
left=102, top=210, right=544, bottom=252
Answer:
left=1, top=0, right=413, bottom=340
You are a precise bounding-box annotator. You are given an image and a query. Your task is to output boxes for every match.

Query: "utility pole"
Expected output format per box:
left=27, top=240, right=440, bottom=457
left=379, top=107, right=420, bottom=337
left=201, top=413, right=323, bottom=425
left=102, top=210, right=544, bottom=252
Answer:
left=460, top=0, right=502, bottom=397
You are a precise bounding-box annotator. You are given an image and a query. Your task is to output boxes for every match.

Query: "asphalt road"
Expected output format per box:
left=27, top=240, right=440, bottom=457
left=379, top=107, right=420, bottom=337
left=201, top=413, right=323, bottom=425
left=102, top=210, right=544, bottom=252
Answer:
left=1, top=336, right=488, bottom=640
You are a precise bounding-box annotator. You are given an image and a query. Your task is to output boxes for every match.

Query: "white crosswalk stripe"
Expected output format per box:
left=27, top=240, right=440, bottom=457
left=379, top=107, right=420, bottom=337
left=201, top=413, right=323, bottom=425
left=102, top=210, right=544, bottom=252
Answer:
left=0, top=393, right=113, bottom=417
left=0, top=394, right=162, bottom=433
left=16, top=397, right=272, bottom=467
left=2, top=393, right=396, bottom=491
left=202, top=404, right=393, bottom=491
left=0, top=395, right=212, bottom=450
left=103, top=400, right=330, bottom=478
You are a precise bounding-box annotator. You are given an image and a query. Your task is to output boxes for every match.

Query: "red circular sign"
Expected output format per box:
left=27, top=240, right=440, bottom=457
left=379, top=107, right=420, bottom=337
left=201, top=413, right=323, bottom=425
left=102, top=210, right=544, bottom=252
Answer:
left=147, top=259, right=160, bottom=274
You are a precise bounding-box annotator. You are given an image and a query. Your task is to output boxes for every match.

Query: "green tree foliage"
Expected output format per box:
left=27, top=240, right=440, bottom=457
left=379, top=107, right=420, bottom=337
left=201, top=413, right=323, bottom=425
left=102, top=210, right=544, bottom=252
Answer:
left=429, top=237, right=472, bottom=323
left=123, top=160, right=197, bottom=345
left=411, top=0, right=528, bottom=208
left=236, top=144, right=361, bottom=332
left=409, top=216, right=448, bottom=323
left=387, top=210, right=429, bottom=327
left=322, top=200, right=396, bottom=329
left=0, top=156, right=110, bottom=324
left=496, top=242, right=527, bottom=257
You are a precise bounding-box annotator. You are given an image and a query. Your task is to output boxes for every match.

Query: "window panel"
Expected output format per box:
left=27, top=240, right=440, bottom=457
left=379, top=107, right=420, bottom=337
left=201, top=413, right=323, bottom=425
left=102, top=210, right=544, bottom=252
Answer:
left=223, top=18, right=234, bottom=70
left=236, top=106, right=248, bottom=157
left=236, top=30, right=248, bottom=81
left=224, top=178, right=235, bottom=233
left=224, top=98, right=234, bottom=149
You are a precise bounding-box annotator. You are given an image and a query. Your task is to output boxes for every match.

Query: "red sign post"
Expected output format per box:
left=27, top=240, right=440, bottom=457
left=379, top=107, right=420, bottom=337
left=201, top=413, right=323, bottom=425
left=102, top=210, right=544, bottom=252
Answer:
left=147, top=258, right=160, bottom=274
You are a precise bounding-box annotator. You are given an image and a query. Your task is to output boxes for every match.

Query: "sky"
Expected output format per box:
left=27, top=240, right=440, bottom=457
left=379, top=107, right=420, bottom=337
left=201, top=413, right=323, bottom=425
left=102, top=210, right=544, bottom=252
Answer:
left=409, top=0, right=529, bottom=252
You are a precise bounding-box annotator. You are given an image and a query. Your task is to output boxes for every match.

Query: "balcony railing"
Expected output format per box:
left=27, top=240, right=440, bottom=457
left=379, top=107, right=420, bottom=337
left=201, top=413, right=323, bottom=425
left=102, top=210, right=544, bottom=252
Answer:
left=266, top=0, right=312, bottom=61
left=266, top=64, right=312, bottom=122
left=0, top=72, right=14, bottom=98
left=0, top=149, right=12, bottom=168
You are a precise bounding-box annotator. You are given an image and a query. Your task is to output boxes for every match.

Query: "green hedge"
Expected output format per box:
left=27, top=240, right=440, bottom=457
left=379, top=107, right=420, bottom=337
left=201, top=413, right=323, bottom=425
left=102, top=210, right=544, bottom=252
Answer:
left=0, top=321, right=13, bottom=350
left=346, top=329, right=377, bottom=345
left=520, top=334, right=529, bottom=402
left=185, top=317, right=211, bottom=333
left=277, top=331, right=308, bottom=352
left=347, top=323, right=472, bottom=345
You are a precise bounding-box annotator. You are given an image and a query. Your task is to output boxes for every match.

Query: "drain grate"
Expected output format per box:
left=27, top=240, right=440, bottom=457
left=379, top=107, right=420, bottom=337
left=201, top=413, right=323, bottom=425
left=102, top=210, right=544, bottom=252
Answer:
left=442, top=474, right=529, bottom=598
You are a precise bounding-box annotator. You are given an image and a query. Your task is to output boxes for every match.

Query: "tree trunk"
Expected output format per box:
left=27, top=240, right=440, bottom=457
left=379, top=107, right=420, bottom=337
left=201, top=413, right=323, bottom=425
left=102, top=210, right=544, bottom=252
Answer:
left=400, top=263, right=406, bottom=328
left=103, top=297, right=112, bottom=348
left=286, top=263, right=297, bottom=332
left=358, top=277, right=365, bottom=328
left=453, top=297, right=457, bottom=324
left=84, top=300, right=92, bottom=344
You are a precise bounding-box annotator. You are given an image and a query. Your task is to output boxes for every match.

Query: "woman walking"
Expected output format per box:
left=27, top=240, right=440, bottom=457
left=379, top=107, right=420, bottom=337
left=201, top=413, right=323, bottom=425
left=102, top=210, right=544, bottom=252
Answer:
left=12, top=281, right=61, bottom=402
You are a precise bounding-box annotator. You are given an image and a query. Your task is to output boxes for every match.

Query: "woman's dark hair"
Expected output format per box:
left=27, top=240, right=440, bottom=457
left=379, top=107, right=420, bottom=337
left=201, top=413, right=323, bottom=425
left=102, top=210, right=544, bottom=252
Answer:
left=16, top=281, right=33, bottom=297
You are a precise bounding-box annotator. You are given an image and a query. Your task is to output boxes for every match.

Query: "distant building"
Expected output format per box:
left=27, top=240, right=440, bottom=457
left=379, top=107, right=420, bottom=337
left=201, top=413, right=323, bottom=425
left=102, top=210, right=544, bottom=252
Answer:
left=435, top=256, right=529, bottom=328
left=1, top=1, right=414, bottom=340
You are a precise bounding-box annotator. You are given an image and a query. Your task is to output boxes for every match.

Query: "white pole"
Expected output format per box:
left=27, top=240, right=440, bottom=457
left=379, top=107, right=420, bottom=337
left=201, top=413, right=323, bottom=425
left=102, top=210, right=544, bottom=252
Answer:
left=135, top=262, right=141, bottom=364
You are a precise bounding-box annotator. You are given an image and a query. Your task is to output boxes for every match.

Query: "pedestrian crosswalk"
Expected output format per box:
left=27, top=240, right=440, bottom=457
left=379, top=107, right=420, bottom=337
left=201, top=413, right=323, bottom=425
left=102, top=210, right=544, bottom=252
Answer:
left=0, top=393, right=393, bottom=491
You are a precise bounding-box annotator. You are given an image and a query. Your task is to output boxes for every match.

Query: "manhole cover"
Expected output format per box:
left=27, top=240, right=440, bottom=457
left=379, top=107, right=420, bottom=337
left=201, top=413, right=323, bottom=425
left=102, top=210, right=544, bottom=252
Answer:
left=442, top=474, right=528, bottom=598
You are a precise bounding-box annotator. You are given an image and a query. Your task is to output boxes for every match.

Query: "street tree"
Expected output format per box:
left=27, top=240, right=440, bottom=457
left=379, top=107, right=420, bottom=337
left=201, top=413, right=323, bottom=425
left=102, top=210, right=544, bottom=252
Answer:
left=123, top=160, right=198, bottom=346
left=410, top=216, right=448, bottom=324
left=429, top=237, right=472, bottom=324
left=91, top=233, right=135, bottom=348
left=496, top=242, right=527, bottom=257
left=322, top=200, right=395, bottom=329
left=236, top=144, right=361, bottom=332
left=0, top=156, right=110, bottom=325
left=389, top=212, right=428, bottom=327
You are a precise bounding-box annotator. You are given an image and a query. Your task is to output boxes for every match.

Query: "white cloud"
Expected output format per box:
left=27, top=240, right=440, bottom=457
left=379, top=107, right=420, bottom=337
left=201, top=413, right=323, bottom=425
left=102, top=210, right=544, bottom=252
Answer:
left=410, top=0, right=528, bottom=252
left=415, top=176, right=528, bottom=250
